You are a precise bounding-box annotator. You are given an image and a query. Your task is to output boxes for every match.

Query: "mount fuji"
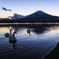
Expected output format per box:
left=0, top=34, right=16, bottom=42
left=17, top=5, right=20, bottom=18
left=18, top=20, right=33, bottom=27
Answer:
left=0, top=10, right=59, bottom=22
left=22, top=10, right=59, bottom=21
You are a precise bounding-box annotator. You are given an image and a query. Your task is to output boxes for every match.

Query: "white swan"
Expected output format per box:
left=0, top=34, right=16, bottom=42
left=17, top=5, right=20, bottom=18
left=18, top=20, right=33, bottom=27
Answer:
left=9, top=31, right=17, bottom=42
left=5, top=29, right=12, bottom=37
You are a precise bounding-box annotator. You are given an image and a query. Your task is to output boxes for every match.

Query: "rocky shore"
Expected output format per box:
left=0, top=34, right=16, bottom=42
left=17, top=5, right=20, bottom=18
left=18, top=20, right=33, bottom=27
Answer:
left=44, top=42, right=59, bottom=59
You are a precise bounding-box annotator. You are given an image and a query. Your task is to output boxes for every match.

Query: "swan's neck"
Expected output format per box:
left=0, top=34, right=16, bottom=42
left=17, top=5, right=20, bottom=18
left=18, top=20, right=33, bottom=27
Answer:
left=13, top=33, right=15, bottom=38
left=10, top=30, right=12, bottom=34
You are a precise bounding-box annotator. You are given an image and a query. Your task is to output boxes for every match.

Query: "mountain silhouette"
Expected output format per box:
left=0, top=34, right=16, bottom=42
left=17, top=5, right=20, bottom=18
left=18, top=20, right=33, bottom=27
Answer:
left=8, top=13, right=25, bottom=20
left=0, top=10, right=59, bottom=22
left=22, top=10, right=59, bottom=21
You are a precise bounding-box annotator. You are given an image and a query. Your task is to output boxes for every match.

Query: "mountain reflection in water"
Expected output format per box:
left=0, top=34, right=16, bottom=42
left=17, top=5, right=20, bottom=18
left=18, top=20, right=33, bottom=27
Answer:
left=0, top=24, right=59, bottom=59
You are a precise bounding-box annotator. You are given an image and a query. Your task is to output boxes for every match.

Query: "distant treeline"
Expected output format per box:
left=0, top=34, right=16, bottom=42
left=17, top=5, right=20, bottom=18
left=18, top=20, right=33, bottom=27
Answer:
left=0, top=19, right=59, bottom=23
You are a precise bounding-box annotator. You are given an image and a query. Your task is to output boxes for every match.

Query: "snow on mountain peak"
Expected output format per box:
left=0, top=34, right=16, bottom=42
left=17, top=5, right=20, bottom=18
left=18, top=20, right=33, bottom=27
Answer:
left=35, top=10, right=45, bottom=14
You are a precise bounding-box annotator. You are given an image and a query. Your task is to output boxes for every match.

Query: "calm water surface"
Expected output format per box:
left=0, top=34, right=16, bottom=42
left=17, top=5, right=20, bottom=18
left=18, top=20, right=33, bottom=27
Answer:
left=0, top=24, right=59, bottom=59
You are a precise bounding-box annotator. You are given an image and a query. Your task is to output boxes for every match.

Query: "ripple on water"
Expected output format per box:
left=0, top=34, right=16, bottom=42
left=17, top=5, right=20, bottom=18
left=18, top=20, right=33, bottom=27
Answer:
left=0, top=24, right=59, bottom=59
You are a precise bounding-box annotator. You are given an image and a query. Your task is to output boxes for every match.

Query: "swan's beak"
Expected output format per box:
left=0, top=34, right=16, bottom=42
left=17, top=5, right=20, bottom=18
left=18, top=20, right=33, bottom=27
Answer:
left=14, top=31, right=17, bottom=34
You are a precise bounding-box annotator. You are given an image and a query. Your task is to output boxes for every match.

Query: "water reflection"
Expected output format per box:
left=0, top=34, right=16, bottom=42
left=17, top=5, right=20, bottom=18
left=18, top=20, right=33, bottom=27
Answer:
left=9, top=40, right=17, bottom=49
left=9, top=24, right=59, bottom=34
left=0, top=24, right=59, bottom=59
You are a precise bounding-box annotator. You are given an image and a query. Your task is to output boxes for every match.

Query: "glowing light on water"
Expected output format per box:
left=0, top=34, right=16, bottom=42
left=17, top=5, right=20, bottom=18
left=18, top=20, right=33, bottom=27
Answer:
left=9, top=26, right=12, bottom=29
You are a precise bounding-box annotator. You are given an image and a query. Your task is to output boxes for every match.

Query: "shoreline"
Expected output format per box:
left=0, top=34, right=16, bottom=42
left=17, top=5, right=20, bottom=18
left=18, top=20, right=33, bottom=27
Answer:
left=44, top=42, right=59, bottom=59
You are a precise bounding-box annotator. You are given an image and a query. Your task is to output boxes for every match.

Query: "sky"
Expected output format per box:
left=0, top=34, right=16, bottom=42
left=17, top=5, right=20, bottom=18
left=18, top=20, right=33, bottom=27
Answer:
left=0, top=0, right=59, bottom=18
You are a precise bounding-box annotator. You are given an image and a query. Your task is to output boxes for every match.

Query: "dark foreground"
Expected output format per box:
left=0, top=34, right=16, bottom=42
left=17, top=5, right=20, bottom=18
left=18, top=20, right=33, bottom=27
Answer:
left=1, top=19, right=59, bottom=23
left=44, top=42, right=59, bottom=59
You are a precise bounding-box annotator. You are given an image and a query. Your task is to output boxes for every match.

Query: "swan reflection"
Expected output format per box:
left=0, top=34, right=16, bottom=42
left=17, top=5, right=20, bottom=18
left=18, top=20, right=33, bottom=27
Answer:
left=9, top=41, right=17, bottom=49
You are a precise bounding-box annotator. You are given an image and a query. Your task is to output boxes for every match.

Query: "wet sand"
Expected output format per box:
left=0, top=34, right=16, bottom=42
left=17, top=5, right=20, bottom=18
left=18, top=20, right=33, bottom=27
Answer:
left=44, top=42, right=59, bottom=59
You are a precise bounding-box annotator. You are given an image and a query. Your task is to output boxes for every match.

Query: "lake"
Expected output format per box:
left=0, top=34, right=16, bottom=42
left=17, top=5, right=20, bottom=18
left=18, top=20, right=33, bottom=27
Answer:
left=0, top=23, right=59, bottom=59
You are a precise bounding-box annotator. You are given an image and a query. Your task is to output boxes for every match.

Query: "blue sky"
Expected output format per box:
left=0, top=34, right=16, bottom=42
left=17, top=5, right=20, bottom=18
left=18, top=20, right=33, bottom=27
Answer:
left=0, top=0, right=59, bottom=18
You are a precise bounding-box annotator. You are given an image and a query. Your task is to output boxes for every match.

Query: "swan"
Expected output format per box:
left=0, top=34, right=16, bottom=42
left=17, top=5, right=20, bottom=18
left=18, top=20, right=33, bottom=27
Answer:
left=5, top=29, right=12, bottom=37
left=9, top=31, right=17, bottom=43
left=27, top=28, right=30, bottom=33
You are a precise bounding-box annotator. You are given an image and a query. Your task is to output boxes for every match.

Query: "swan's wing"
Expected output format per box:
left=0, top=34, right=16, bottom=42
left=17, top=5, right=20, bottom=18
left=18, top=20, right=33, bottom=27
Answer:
left=9, top=34, right=17, bottom=41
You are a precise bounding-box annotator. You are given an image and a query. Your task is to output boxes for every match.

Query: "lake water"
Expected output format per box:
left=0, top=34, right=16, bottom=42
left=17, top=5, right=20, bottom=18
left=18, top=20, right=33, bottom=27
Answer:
left=0, top=23, right=59, bottom=59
